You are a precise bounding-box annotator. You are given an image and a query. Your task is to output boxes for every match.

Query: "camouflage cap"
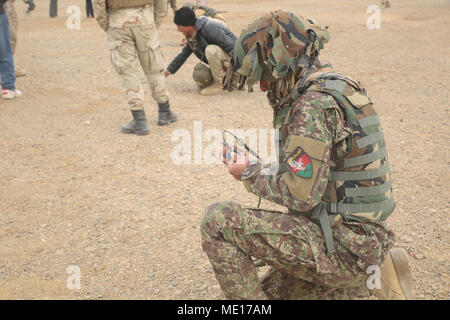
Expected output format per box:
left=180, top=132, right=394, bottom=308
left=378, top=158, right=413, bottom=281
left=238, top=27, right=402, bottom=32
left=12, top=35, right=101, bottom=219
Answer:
left=223, top=11, right=330, bottom=90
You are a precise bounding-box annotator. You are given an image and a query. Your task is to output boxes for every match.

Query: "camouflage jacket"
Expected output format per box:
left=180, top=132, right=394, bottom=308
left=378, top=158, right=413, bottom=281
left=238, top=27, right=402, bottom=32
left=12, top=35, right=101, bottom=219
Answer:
left=242, top=91, right=350, bottom=213
left=93, top=1, right=156, bottom=32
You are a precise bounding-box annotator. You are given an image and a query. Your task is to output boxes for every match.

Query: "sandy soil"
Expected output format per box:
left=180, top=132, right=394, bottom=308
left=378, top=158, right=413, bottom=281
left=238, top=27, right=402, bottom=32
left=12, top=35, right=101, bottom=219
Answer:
left=0, top=0, right=448, bottom=300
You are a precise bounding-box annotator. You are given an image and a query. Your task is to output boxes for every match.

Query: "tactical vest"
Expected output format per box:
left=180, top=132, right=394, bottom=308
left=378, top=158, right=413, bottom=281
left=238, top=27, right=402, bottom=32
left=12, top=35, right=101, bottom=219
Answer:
left=273, top=70, right=396, bottom=254
left=106, top=0, right=154, bottom=10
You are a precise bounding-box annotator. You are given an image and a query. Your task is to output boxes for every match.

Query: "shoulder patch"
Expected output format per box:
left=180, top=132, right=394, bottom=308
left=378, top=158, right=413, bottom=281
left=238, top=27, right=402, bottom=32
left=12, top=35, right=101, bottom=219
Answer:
left=286, top=146, right=313, bottom=178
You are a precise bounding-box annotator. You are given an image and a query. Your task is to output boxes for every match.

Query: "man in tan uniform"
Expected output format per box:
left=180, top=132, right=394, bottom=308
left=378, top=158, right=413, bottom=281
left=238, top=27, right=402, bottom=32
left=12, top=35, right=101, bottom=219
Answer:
left=5, top=0, right=25, bottom=77
left=94, top=0, right=177, bottom=135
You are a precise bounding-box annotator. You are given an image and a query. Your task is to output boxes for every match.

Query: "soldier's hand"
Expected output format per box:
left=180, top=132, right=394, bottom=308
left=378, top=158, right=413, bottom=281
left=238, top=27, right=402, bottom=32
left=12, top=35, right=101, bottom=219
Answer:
left=180, top=38, right=186, bottom=46
left=163, top=70, right=171, bottom=77
left=222, top=147, right=248, bottom=181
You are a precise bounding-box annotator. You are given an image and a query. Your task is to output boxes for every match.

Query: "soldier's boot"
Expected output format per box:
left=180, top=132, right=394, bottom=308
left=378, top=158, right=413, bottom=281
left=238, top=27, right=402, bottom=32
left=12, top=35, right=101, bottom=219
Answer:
left=372, top=248, right=415, bottom=300
left=157, top=101, right=178, bottom=126
left=121, top=110, right=149, bottom=135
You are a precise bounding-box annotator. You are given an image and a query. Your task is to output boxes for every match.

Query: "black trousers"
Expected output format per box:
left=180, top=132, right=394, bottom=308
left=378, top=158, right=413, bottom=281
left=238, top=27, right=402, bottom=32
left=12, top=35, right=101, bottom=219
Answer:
left=86, top=0, right=94, bottom=17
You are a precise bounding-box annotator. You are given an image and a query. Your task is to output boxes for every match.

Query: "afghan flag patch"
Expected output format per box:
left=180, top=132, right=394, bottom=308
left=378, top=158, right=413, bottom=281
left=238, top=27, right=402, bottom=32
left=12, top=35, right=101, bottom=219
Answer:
left=286, top=146, right=313, bottom=178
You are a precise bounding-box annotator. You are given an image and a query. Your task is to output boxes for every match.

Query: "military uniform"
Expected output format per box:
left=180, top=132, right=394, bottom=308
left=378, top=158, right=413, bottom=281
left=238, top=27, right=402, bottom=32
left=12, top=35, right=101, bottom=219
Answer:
left=202, top=11, right=412, bottom=300
left=94, top=0, right=177, bottom=133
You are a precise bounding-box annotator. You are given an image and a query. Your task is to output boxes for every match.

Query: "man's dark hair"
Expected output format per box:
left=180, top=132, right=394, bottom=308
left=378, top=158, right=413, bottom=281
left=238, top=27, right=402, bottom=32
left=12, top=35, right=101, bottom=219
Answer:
left=174, top=6, right=197, bottom=26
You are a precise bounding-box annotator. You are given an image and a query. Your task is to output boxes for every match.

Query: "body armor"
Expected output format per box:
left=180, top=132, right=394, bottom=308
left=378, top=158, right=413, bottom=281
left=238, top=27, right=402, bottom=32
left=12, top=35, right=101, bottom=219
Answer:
left=274, top=70, right=396, bottom=254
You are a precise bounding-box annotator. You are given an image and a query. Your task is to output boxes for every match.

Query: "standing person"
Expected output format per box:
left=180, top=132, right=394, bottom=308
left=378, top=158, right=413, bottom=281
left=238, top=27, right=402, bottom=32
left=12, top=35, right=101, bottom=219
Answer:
left=49, top=0, right=57, bottom=18
left=93, top=0, right=177, bottom=135
left=5, top=0, right=25, bottom=77
left=163, top=7, right=236, bottom=96
left=0, top=0, right=22, bottom=99
left=86, top=0, right=94, bottom=19
left=201, top=11, right=414, bottom=300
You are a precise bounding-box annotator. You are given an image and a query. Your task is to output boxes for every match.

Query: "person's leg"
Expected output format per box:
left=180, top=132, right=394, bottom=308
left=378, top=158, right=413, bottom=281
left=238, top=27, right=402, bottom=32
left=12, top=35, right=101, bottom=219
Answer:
left=260, top=267, right=369, bottom=300
left=134, top=24, right=177, bottom=126
left=25, top=0, right=36, bottom=14
left=0, top=14, right=16, bottom=91
left=199, top=44, right=228, bottom=95
left=107, top=27, right=149, bottom=135
left=49, top=0, right=57, bottom=17
left=201, top=202, right=368, bottom=299
left=204, top=44, right=228, bottom=83
left=86, top=0, right=94, bottom=18
left=5, top=0, right=17, bottom=54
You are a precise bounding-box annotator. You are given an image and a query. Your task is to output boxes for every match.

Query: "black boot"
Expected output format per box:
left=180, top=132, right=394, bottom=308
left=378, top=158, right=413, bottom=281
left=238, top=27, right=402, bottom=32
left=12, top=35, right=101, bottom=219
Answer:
left=157, top=101, right=178, bottom=126
left=121, top=110, right=149, bottom=135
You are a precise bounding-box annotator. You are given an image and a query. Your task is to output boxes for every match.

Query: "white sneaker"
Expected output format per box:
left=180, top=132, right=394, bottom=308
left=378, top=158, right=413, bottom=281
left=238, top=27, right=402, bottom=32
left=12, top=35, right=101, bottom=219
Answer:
left=2, top=89, right=22, bottom=99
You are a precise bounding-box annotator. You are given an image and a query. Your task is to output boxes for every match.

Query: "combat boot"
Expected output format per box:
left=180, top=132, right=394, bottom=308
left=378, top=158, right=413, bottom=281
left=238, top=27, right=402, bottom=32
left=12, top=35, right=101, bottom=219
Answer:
left=371, top=248, right=415, bottom=300
left=157, top=101, right=178, bottom=126
left=121, top=110, right=149, bottom=135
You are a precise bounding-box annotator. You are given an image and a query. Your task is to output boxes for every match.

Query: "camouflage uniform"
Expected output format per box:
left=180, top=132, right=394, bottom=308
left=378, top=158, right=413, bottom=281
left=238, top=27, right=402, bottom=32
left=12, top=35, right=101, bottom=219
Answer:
left=93, top=1, right=169, bottom=111
left=202, top=11, right=396, bottom=300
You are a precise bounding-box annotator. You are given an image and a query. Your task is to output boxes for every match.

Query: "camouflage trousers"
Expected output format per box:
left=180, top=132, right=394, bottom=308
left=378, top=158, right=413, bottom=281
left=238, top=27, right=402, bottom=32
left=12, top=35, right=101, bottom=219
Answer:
left=5, top=0, right=17, bottom=54
left=201, top=201, right=394, bottom=300
left=107, top=25, right=169, bottom=111
left=204, top=45, right=229, bottom=83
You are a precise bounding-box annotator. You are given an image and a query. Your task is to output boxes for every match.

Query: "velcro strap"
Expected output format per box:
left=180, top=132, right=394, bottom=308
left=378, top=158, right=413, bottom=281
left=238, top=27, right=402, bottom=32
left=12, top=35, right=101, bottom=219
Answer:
left=343, top=147, right=387, bottom=168
left=345, top=180, right=392, bottom=197
left=327, top=197, right=395, bottom=213
left=356, top=132, right=384, bottom=149
left=358, top=115, right=380, bottom=128
left=324, top=79, right=347, bottom=93
left=329, top=165, right=389, bottom=181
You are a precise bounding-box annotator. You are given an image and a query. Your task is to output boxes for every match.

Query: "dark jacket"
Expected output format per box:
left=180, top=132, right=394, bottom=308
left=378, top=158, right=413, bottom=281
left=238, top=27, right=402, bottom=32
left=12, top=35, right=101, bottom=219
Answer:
left=0, top=0, right=6, bottom=14
left=167, top=17, right=237, bottom=74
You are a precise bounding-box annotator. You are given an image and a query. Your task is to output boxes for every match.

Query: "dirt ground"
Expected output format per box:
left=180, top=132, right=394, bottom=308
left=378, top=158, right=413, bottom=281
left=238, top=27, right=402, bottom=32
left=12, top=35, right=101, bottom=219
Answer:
left=0, top=0, right=448, bottom=300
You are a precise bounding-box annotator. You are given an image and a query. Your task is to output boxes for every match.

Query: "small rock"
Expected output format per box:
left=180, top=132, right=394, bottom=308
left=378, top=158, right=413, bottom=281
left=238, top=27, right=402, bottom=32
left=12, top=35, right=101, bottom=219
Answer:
left=414, top=254, right=425, bottom=260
